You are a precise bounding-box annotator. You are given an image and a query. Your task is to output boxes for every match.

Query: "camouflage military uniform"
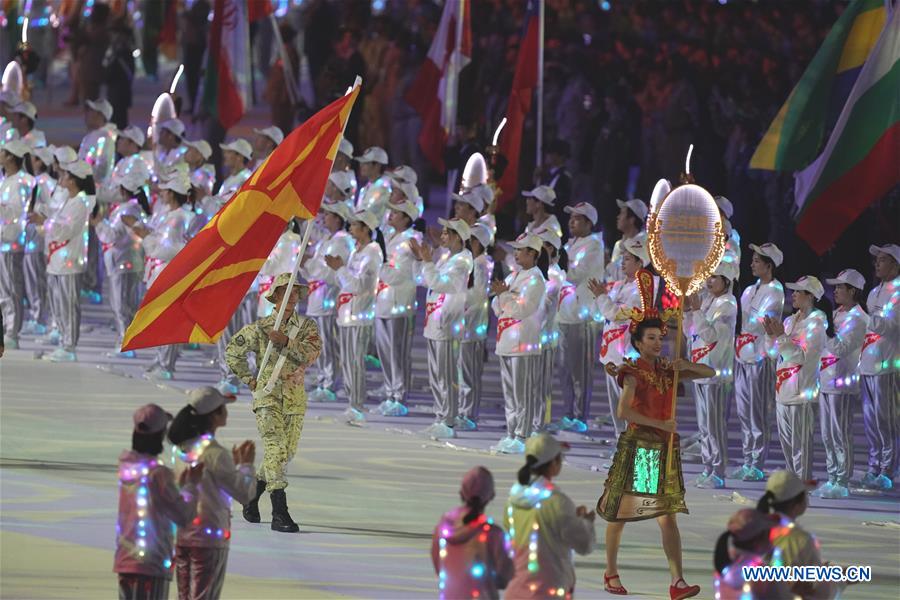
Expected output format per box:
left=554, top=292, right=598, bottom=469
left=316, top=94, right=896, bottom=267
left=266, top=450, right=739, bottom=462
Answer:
left=226, top=312, right=321, bottom=492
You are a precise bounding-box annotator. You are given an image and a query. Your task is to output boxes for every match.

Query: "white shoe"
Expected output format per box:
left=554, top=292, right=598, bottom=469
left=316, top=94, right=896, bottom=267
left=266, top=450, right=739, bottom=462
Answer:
left=372, top=400, right=393, bottom=415
left=422, top=422, right=456, bottom=439
left=144, top=368, right=173, bottom=381
left=44, top=347, right=76, bottom=362
left=696, top=474, right=725, bottom=489
left=343, top=407, right=366, bottom=423
left=811, top=481, right=833, bottom=498
left=382, top=400, right=409, bottom=417
left=3, top=336, right=18, bottom=350
left=821, top=483, right=849, bottom=499
left=454, top=416, right=477, bottom=431
left=308, top=388, right=337, bottom=403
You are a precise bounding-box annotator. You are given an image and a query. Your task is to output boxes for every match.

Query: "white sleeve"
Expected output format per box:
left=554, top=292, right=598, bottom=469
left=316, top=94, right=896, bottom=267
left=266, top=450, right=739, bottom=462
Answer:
left=497, top=273, right=545, bottom=319
left=421, top=259, right=471, bottom=294
left=566, top=238, right=604, bottom=285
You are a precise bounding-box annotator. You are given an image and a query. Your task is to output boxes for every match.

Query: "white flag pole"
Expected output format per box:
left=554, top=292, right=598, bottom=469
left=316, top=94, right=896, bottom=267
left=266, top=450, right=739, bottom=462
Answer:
left=445, top=0, right=467, bottom=214
left=253, top=76, right=362, bottom=393
left=535, top=0, right=545, bottom=170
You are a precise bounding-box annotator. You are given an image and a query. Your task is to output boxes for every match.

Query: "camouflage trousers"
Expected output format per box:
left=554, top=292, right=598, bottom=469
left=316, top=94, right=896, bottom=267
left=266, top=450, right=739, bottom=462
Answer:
left=254, top=394, right=308, bottom=492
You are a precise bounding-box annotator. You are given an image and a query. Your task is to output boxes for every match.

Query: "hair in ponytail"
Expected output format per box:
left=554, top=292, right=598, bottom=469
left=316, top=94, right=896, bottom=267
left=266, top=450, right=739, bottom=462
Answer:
left=372, top=227, right=387, bottom=260
left=536, top=247, right=550, bottom=280
left=167, top=405, right=217, bottom=446
left=517, top=455, right=539, bottom=485
left=557, top=247, right=569, bottom=272
left=465, top=239, right=476, bottom=289
left=133, top=188, right=151, bottom=216
left=756, top=490, right=776, bottom=514
left=814, top=295, right=835, bottom=338
left=713, top=531, right=734, bottom=574
left=462, top=495, right=487, bottom=525
left=757, top=489, right=805, bottom=515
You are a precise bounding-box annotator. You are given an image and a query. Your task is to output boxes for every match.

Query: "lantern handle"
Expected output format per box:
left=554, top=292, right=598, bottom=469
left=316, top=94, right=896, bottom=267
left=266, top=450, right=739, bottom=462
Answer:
left=684, top=144, right=694, bottom=176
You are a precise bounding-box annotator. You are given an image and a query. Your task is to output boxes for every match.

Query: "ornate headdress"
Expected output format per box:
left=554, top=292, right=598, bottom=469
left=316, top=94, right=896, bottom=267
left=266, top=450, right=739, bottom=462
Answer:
left=627, top=269, right=676, bottom=335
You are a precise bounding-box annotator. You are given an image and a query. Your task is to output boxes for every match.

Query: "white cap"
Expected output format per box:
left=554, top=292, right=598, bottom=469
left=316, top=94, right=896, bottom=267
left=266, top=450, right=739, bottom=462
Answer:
left=117, top=170, right=148, bottom=193
left=189, top=170, right=209, bottom=190
left=117, top=125, right=146, bottom=148
left=564, top=201, right=598, bottom=225
left=616, top=198, right=648, bottom=222
left=53, top=146, right=78, bottom=164
left=388, top=164, right=418, bottom=185
left=786, top=275, right=825, bottom=300
left=825, top=269, right=866, bottom=291
left=338, top=138, right=354, bottom=158
left=188, top=386, right=236, bottom=415
left=159, top=174, right=191, bottom=196
left=510, top=232, right=543, bottom=253
left=388, top=198, right=420, bottom=221
left=452, top=191, right=485, bottom=213
left=220, top=138, right=253, bottom=161
left=328, top=170, right=354, bottom=198
left=714, top=195, right=733, bottom=219
left=0, top=90, right=21, bottom=107
left=354, top=146, right=388, bottom=165
left=534, top=226, right=562, bottom=250
left=322, top=201, right=352, bottom=221
left=349, top=209, right=380, bottom=232
left=525, top=433, right=570, bottom=468
left=185, top=139, right=212, bottom=160
left=749, top=242, right=784, bottom=268
left=714, top=252, right=739, bottom=282
left=393, top=180, right=420, bottom=205
left=869, top=244, right=900, bottom=265
left=1, top=139, right=30, bottom=158
left=766, top=469, right=814, bottom=503
left=61, top=159, right=93, bottom=179
left=158, top=118, right=185, bottom=138
left=11, top=101, right=36, bottom=120
left=469, top=222, right=493, bottom=248
left=31, top=145, right=55, bottom=166
left=85, top=98, right=113, bottom=121
left=623, top=235, right=650, bottom=267
left=133, top=403, right=173, bottom=434
left=254, top=126, right=284, bottom=146
left=437, top=217, right=471, bottom=241
left=522, top=185, right=556, bottom=206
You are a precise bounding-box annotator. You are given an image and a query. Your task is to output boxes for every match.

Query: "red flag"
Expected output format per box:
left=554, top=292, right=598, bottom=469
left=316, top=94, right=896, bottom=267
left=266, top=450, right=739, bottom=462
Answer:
left=405, top=0, right=472, bottom=172
left=202, top=0, right=252, bottom=129
left=496, top=2, right=540, bottom=209
left=247, top=0, right=273, bottom=22
left=122, top=86, right=361, bottom=351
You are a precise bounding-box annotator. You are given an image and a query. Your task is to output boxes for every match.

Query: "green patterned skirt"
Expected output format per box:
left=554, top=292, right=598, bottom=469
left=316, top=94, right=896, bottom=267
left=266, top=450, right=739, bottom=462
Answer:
left=596, top=426, right=688, bottom=522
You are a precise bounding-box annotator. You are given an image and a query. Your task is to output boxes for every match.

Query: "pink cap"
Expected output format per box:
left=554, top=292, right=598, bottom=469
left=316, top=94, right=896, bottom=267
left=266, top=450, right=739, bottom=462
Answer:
left=727, top=508, right=779, bottom=542
left=460, top=466, right=495, bottom=503
left=133, top=403, right=173, bottom=434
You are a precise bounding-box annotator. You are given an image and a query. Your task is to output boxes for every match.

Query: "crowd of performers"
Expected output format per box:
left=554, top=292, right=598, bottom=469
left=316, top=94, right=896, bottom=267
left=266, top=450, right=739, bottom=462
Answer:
left=2, top=89, right=895, bottom=600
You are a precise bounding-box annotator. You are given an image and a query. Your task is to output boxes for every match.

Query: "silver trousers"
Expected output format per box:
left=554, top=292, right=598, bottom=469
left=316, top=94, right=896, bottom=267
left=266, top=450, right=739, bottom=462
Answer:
left=694, top=382, right=730, bottom=477
left=312, top=314, right=339, bottom=390
left=534, top=347, right=555, bottom=430
left=458, top=340, right=485, bottom=419
left=47, top=273, right=81, bottom=352
left=820, top=392, right=856, bottom=485
left=499, top=354, right=540, bottom=439
left=109, top=272, right=142, bottom=346
left=427, top=338, right=460, bottom=425
left=776, top=402, right=814, bottom=481
left=861, top=373, right=897, bottom=474
left=23, top=252, right=48, bottom=325
left=0, top=252, right=24, bottom=341
left=339, top=325, right=372, bottom=410
left=84, top=225, right=101, bottom=293
left=558, top=322, right=595, bottom=421
left=735, top=359, right=776, bottom=469
left=152, top=344, right=181, bottom=373
left=375, top=315, right=414, bottom=402
left=605, top=371, right=626, bottom=435
left=175, top=545, right=229, bottom=600
left=215, top=293, right=256, bottom=382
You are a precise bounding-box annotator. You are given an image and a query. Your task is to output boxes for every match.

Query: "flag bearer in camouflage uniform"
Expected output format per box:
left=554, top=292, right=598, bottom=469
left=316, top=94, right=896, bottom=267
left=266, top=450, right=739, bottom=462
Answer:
left=225, top=272, right=321, bottom=533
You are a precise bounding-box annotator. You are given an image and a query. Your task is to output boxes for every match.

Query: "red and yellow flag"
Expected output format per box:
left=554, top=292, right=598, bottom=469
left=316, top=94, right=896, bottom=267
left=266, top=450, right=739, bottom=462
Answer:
left=122, top=86, right=360, bottom=351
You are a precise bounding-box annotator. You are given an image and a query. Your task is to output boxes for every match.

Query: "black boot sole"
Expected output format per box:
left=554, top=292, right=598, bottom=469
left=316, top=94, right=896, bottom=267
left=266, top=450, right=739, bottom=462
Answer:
left=271, top=523, right=300, bottom=533
left=242, top=508, right=261, bottom=523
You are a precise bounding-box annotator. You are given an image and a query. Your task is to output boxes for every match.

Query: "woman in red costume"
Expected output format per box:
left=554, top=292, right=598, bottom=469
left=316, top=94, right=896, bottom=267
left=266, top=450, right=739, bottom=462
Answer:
left=596, top=270, right=714, bottom=600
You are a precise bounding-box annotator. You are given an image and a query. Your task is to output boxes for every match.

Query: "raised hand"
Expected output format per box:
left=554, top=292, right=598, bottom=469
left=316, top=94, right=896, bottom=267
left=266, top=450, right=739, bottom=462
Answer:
left=587, top=278, right=606, bottom=298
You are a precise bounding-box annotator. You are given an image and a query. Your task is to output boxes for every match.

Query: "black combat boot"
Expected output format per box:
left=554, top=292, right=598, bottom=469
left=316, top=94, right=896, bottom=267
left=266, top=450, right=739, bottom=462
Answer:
left=270, top=489, right=300, bottom=533
left=242, top=480, right=267, bottom=523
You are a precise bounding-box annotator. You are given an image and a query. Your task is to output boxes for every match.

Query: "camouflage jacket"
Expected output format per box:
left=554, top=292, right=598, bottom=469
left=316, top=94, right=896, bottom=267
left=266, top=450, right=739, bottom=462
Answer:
left=225, top=312, right=321, bottom=412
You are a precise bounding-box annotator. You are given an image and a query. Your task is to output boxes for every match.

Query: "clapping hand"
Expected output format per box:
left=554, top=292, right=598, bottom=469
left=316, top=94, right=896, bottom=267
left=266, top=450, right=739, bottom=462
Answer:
left=179, top=463, right=205, bottom=486
left=490, top=280, right=509, bottom=296
left=587, top=278, right=606, bottom=298
left=686, top=294, right=701, bottom=311
left=763, top=315, right=785, bottom=337
left=27, top=212, right=46, bottom=225
left=324, top=255, right=344, bottom=270
left=232, top=440, right=256, bottom=465
left=576, top=505, right=596, bottom=522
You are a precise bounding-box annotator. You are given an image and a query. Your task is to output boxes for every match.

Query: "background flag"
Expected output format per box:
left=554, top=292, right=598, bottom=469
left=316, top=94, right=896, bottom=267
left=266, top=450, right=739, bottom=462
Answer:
left=202, top=0, right=252, bottom=129
left=750, top=0, right=887, bottom=171
left=405, top=0, right=472, bottom=172
left=496, top=0, right=540, bottom=209
left=122, top=86, right=361, bottom=351
left=794, top=5, right=899, bottom=255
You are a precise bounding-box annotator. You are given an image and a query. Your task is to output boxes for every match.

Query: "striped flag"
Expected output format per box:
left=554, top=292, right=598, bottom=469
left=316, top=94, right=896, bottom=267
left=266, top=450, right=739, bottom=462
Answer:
left=496, top=0, right=540, bottom=209
left=121, top=85, right=361, bottom=351
left=202, top=0, right=252, bottom=130
left=794, top=5, right=900, bottom=255
left=750, top=0, right=887, bottom=171
left=405, top=0, right=472, bottom=172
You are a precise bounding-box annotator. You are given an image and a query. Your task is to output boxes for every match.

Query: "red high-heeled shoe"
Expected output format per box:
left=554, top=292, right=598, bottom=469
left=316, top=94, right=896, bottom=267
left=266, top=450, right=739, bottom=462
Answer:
left=669, top=578, right=700, bottom=600
left=604, top=572, right=628, bottom=595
